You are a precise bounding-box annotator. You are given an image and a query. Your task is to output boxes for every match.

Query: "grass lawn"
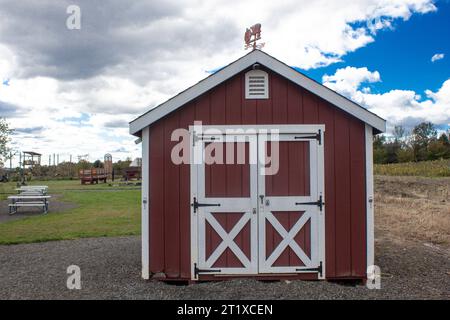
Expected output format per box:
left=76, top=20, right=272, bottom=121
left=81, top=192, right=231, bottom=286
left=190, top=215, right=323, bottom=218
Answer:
left=0, top=180, right=141, bottom=244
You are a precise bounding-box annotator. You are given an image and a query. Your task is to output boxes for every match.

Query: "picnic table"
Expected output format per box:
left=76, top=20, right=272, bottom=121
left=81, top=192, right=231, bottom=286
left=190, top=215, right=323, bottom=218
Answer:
left=15, top=186, right=48, bottom=194
left=8, top=185, right=51, bottom=215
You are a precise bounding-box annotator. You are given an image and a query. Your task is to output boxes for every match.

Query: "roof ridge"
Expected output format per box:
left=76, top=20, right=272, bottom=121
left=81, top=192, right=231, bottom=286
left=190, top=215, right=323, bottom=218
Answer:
left=130, top=50, right=386, bottom=135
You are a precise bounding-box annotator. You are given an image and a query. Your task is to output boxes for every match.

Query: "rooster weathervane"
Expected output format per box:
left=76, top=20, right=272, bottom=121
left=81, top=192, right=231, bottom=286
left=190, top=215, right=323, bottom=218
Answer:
left=244, top=23, right=265, bottom=50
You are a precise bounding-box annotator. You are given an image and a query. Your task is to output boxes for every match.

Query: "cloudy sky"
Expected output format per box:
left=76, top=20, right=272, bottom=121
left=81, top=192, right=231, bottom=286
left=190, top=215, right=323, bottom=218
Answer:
left=0, top=0, right=449, bottom=166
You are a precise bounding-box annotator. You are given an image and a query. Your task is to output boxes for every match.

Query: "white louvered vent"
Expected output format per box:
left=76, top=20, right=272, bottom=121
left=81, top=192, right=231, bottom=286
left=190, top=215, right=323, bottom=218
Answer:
left=245, top=70, right=269, bottom=99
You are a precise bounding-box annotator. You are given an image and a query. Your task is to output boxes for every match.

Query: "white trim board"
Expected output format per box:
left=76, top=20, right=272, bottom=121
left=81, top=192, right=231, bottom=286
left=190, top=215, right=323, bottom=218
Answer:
left=365, top=124, right=375, bottom=272
left=141, top=127, right=150, bottom=279
left=130, top=50, right=386, bottom=135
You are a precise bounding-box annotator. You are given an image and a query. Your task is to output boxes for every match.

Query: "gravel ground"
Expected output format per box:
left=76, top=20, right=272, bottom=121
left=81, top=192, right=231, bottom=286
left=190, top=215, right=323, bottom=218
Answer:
left=0, top=195, right=77, bottom=223
left=0, top=234, right=449, bottom=300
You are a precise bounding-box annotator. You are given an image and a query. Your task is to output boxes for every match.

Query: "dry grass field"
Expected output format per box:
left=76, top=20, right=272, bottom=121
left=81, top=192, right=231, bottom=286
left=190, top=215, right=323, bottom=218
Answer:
left=374, top=159, right=450, bottom=177
left=375, top=175, right=450, bottom=247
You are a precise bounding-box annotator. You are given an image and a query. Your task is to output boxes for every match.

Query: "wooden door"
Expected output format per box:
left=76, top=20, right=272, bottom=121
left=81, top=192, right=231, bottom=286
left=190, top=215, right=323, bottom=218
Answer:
left=191, top=126, right=325, bottom=279
left=191, top=133, right=258, bottom=278
left=258, top=133, right=325, bottom=278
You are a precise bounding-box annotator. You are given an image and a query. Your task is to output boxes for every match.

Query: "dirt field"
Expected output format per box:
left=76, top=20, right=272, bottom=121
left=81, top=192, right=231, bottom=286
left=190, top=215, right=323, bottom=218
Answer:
left=375, top=175, right=450, bottom=246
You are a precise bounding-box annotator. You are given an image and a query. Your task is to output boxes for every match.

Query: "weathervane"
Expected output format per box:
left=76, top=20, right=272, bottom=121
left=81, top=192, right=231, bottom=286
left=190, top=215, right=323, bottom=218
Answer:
left=244, top=23, right=265, bottom=50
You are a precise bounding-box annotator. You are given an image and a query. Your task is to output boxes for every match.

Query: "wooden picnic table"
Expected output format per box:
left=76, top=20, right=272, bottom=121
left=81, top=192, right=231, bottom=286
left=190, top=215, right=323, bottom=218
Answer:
left=8, top=195, right=51, bottom=215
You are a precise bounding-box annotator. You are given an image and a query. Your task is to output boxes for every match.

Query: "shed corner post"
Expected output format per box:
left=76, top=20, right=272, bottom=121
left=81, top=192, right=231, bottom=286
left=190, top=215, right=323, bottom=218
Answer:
left=365, top=124, right=375, bottom=274
left=141, top=126, right=150, bottom=280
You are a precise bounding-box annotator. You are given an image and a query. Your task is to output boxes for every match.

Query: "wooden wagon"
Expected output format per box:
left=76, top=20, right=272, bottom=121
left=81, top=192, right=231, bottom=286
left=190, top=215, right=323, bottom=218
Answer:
left=79, top=168, right=108, bottom=184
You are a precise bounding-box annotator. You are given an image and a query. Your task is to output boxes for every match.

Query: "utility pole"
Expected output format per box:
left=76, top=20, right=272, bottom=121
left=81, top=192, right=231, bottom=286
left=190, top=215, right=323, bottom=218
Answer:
left=9, top=152, right=12, bottom=169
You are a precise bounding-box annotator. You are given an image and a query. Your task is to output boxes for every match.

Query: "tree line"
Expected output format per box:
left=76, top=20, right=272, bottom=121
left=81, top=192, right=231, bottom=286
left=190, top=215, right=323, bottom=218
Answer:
left=2, top=117, right=450, bottom=168
left=374, top=122, right=450, bottom=164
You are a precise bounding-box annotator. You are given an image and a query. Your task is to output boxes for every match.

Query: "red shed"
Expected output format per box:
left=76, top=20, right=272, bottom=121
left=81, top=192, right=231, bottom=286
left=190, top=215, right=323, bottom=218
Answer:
left=130, top=50, right=386, bottom=282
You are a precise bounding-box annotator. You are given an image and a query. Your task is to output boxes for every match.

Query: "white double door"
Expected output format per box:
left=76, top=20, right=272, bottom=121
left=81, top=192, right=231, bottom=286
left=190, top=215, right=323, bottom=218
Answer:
left=191, top=126, right=325, bottom=279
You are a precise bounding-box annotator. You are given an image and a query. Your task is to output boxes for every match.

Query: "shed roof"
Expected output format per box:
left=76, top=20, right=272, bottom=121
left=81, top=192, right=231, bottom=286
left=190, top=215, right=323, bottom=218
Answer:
left=130, top=50, right=386, bottom=135
left=23, top=151, right=42, bottom=156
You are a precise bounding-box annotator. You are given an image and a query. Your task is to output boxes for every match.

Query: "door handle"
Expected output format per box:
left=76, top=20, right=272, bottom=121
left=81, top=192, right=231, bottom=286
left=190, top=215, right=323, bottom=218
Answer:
left=259, top=195, right=264, bottom=205
left=143, top=199, right=147, bottom=209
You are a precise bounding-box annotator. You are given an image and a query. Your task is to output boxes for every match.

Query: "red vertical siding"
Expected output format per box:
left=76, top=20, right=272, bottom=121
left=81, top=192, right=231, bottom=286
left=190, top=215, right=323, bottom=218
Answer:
left=147, top=69, right=367, bottom=280
left=334, top=111, right=352, bottom=277
left=349, top=120, right=367, bottom=277
left=177, top=105, right=196, bottom=278
left=318, top=100, right=337, bottom=278
left=163, top=113, right=180, bottom=277
left=149, top=121, right=165, bottom=273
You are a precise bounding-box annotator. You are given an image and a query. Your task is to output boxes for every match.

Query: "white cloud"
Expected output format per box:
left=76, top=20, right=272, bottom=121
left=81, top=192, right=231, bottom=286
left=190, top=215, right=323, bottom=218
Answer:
left=431, top=53, right=444, bottom=62
left=323, top=66, right=381, bottom=99
left=323, top=66, right=450, bottom=131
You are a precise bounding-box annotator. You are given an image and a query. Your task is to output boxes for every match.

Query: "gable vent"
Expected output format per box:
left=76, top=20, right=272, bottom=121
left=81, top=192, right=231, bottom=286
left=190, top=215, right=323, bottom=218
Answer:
left=245, top=70, right=269, bottom=99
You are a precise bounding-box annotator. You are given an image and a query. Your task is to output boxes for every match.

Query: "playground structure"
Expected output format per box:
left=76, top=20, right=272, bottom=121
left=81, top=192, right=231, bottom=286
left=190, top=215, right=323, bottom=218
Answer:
left=5, top=151, right=142, bottom=184
left=22, top=151, right=42, bottom=169
left=78, top=168, right=108, bottom=184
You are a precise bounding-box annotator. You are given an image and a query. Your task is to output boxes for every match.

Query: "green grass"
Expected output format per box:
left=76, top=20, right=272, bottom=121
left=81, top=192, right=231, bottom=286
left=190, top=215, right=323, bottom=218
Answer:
left=374, top=159, right=450, bottom=177
left=0, top=180, right=141, bottom=244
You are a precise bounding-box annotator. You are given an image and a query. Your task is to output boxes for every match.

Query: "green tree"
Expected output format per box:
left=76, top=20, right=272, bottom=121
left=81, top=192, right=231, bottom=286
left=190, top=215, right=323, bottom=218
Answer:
left=0, top=118, right=12, bottom=168
left=411, top=122, right=437, bottom=161
left=428, top=132, right=450, bottom=160
left=438, top=131, right=450, bottom=145
left=93, top=160, right=103, bottom=168
left=77, top=160, right=91, bottom=170
left=393, top=125, right=406, bottom=144
left=373, top=135, right=387, bottom=164
left=396, top=147, right=415, bottom=162
left=380, top=125, right=405, bottom=163
left=112, top=159, right=132, bottom=177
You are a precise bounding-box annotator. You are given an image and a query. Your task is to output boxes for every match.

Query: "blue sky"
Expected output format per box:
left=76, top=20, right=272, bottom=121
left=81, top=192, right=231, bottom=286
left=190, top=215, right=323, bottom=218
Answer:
left=306, top=0, right=450, bottom=96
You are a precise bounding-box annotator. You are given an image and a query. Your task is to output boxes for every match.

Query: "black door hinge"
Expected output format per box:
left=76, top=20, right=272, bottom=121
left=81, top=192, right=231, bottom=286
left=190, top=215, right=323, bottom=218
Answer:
left=193, top=133, right=220, bottom=146
left=191, top=197, right=221, bottom=213
left=194, top=263, right=221, bottom=277
left=296, top=261, right=323, bottom=277
left=295, top=195, right=324, bottom=211
left=295, top=129, right=322, bottom=145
